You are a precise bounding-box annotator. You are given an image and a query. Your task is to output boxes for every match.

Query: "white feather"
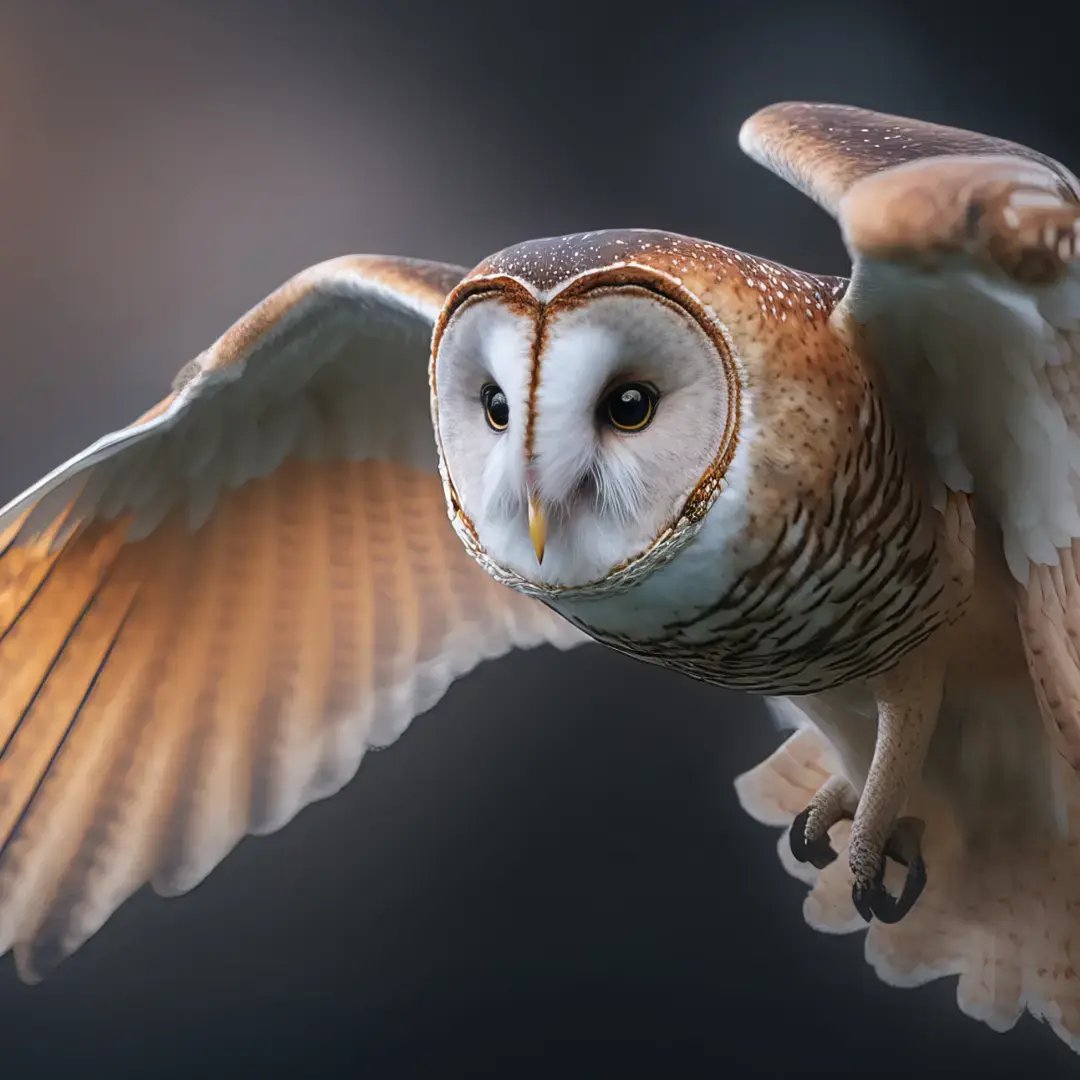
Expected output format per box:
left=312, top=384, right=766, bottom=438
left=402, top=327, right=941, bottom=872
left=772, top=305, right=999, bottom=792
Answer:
left=437, top=288, right=736, bottom=591
left=852, top=258, right=1080, bottom=579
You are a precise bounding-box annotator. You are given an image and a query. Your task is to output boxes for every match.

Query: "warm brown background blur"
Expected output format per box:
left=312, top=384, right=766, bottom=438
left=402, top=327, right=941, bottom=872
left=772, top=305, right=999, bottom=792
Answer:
left=1, top=1, right=1078, bottom=1076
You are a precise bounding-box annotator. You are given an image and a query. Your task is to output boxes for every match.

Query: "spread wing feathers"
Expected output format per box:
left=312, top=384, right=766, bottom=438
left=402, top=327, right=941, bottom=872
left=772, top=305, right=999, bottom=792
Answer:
left=0, top=256, right=583, bottom=982
left=742, top=102, right=1080, bottom=767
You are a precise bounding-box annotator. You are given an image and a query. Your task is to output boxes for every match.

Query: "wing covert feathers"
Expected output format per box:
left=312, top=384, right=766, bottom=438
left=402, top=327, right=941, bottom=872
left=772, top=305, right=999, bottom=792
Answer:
left=839, top=154, right=1080, bottom=286
left=739, top=101, right=1079, bottom=216
left=0, top=256, right=583, bottom=981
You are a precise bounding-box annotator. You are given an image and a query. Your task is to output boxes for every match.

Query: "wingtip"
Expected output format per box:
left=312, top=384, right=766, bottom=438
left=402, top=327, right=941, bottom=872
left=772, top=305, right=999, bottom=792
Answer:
left=738, top=101, right=829, bottom=160
left=737, top=101, right=790, bottom=158
left=736, top=112, right=762, bottom=158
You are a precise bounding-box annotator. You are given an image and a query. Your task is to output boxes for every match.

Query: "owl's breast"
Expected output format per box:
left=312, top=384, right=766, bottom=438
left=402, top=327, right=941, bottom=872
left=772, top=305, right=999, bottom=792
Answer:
left=550, top=399, right=958, bottom=696
left=554, top=514, right=951, bottom=695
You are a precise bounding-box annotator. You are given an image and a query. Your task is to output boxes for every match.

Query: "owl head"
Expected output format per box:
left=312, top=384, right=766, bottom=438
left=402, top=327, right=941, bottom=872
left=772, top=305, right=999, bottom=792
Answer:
left=430, top=228, right=848, bottom=599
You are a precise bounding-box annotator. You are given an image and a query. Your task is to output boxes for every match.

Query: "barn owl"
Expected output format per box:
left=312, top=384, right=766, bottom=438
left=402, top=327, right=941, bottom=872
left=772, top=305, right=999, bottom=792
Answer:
left=2, top=100, right=1080, bottom=1052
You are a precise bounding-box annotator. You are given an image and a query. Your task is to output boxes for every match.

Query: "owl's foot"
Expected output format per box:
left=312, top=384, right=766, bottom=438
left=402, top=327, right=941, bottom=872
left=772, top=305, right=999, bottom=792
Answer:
left=839, top=641, right=944, bottom=925
left=850, top=817, right=926, bottom=924
left=789, top=775, right=858, bottom=869
left=790, top=779, right=927, bottom=921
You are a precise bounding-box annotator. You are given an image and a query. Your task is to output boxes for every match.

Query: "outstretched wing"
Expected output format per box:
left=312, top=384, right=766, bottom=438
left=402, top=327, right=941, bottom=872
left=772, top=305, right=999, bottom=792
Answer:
left=0, top=255, right=583, bottom=981
left=741, top=102, right=1080, bottom=766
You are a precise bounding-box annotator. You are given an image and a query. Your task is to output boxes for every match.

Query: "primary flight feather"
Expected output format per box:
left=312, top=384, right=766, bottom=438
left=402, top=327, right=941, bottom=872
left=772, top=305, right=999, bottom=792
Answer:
left=3, top=103, right=1080, bottom=1054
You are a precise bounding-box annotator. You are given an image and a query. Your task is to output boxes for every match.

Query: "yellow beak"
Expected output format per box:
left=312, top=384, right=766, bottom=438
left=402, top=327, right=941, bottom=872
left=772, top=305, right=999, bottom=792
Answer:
left=527, top=494, right=547, bottom=565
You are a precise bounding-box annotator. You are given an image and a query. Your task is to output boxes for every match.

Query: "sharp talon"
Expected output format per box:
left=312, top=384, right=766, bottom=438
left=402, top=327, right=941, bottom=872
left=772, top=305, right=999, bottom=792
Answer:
left=883, top=853, right=926, bottom=923
left=789, top=806, right=839, bottom=870
left=850, top=818, right=927, bottom=924
left=789, top=807, right=812, bottom=862
left=852, top=878, right=877, bottom=923
left=884, top=816, right=925, bottom=869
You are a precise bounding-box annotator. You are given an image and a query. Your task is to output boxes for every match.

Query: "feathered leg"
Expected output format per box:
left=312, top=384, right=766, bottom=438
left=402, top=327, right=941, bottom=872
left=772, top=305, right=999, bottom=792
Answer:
left=848, top=645, right=945, bottom=922
left=789, top=492, right=971, bottom=922
left=786, top=646, right=944, bottom=922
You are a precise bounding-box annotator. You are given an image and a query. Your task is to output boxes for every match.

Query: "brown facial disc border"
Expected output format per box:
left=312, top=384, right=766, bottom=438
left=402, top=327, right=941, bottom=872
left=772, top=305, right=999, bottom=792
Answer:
left=429, top=263, right=743, bottom=596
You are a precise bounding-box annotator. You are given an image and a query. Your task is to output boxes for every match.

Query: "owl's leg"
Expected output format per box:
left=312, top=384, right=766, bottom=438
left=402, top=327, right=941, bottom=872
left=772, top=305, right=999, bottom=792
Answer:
left=788, top=775, right=858, bottom=869
left=848, top=647, right=945, bottom=923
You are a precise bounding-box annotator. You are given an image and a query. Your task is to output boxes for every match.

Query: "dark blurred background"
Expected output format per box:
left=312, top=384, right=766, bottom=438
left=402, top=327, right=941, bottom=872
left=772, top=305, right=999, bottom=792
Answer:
left=1, top=1, right=1078, bottom=1076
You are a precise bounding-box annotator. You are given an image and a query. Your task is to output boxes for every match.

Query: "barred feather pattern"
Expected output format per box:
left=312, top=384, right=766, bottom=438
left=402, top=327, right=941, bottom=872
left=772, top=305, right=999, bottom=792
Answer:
left=571, top=383, right=954, bottom=695
left=0, top=459, right=580, bottom=982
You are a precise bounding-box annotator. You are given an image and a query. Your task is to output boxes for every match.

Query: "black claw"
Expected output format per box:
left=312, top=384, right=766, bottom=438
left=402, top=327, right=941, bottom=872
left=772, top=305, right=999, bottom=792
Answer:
left=851, top=820, right=927, bottom=924
left=851, top=877, right=877, bottom=923
left=884, top=816, right=925, bottom=869
left=789, top=806, right=839, bottom=870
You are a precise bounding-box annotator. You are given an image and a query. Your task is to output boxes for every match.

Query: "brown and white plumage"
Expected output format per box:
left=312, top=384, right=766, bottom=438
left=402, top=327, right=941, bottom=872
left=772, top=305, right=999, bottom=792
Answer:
left=6, top=100, right=1080, bottom=1058
left=742, top=102, right=1080, bottom=762
left=0, top=255, right=581, bottom=981
left=738, top=102, right=1080, bottom=1049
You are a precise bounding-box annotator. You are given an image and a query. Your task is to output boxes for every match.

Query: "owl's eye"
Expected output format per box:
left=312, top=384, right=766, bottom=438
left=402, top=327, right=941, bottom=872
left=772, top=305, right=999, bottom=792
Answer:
left=603, top=382, right=658, bottom=433
left=481, top=382, right=509, bottom=431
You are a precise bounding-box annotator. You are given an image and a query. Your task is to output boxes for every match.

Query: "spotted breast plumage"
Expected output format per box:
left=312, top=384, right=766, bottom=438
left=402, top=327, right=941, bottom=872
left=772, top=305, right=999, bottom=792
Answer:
left=3, top=102, right=1080, bottom=1054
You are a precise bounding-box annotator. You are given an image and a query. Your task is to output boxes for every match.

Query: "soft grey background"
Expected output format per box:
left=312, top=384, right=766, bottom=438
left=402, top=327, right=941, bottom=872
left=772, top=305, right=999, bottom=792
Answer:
left=1, top=1, right=1077, bottom=1075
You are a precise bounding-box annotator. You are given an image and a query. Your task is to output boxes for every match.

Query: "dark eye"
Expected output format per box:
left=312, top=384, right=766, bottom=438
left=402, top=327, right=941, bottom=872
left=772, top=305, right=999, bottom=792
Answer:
left=603, top=382, right=658, bottom=433
left=481, top=382, right=509, bottom=431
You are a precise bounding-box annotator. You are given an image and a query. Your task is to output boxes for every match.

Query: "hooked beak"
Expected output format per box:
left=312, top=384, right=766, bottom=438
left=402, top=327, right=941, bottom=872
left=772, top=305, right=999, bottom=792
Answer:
left=527, top=493, right=548, bottom=565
